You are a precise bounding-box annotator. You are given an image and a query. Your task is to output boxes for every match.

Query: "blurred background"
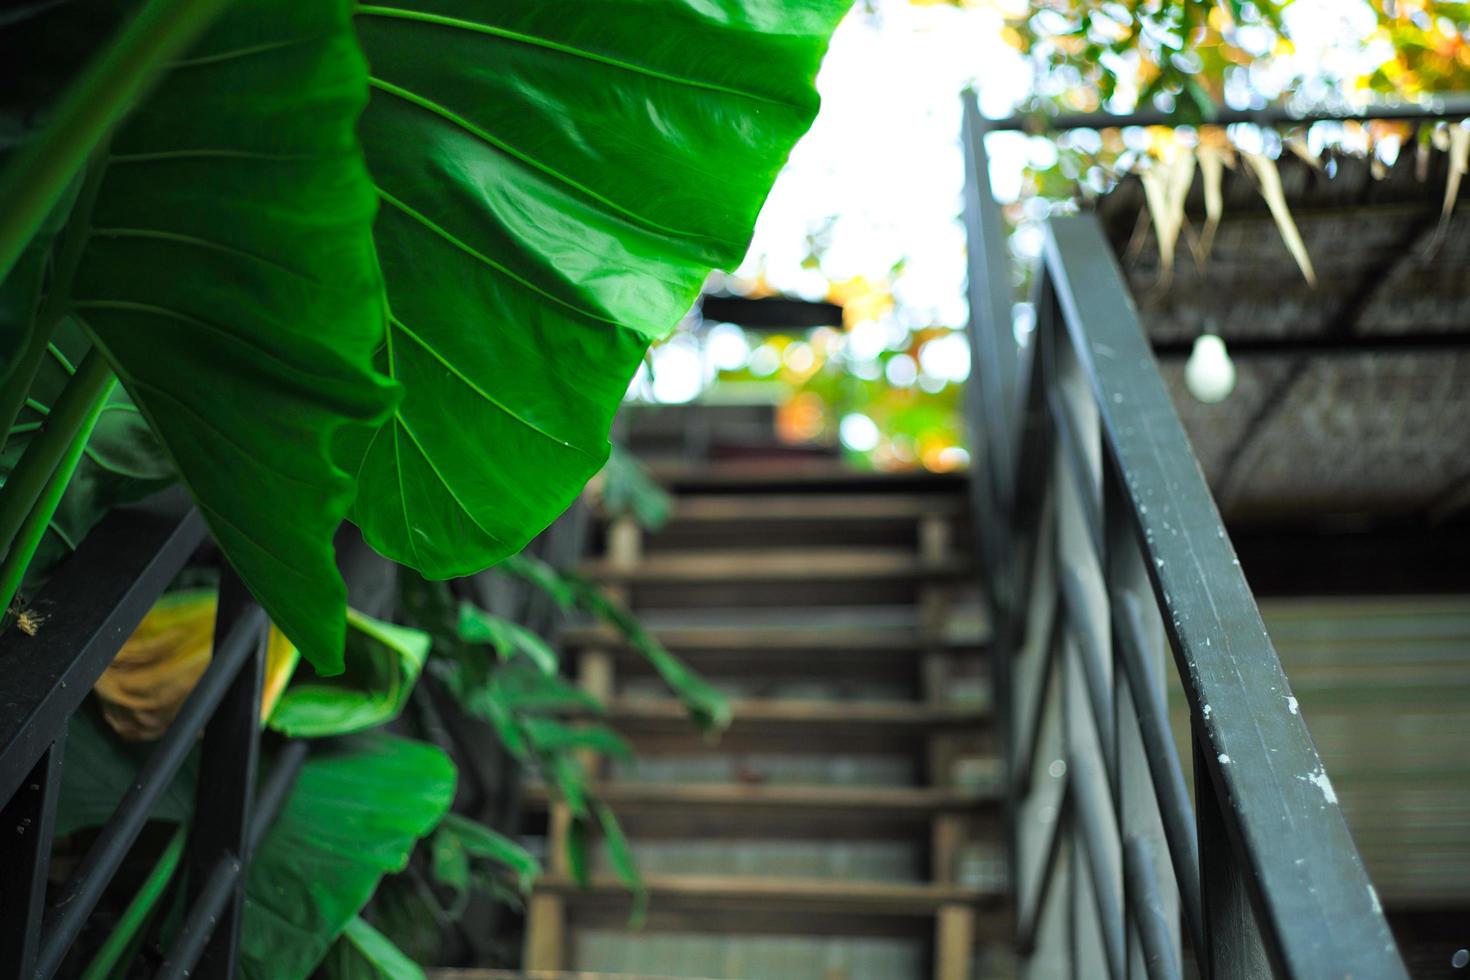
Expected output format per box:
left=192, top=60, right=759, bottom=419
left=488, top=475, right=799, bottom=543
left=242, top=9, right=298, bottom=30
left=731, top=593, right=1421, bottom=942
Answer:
left=623, top=0, right=1468, bottom=472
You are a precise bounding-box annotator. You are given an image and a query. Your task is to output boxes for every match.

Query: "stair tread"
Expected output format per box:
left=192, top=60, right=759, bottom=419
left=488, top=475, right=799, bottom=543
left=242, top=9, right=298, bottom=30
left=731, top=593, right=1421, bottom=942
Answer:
left=644, top=460, right=970, bottom=491
left=581, top=549, right=969, bottom=582
left=631, top=493, right=965, bottom=523
left=536, top=873, right=1001, bottom=913
left=525, top=782, right=1000, bottom=814
left=560, top=623, right=961, bottom=651
left=608, top=697, right=988, bottom=728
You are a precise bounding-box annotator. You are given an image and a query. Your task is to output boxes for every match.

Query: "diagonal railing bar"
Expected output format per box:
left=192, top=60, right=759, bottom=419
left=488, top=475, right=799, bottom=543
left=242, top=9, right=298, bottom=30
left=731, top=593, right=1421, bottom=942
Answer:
left=1014, top=778, right=1071, bottom=954
left=1044, top=213, right=1402, bottom=978
left=0, top=487, right=318, bottom=979
left=962, top=89, right=1411, bottom=978
left=1112, top=593, right=1205, bottom=959
left=1123, top=835, right=1184, bottom=980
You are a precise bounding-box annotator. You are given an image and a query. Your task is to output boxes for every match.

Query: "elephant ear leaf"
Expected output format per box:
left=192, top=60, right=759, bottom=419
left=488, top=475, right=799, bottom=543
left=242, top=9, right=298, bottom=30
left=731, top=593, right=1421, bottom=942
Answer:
left=41, top=0, right=396, bottom=672
left=350, top=0, right=851, bottom=577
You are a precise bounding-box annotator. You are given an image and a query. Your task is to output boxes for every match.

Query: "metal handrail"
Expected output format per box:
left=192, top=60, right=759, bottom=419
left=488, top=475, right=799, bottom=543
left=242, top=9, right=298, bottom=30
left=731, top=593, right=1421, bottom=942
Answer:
left=962, top=93, right=1409, bottom=978
left=0, top=490, right=298, bottom=979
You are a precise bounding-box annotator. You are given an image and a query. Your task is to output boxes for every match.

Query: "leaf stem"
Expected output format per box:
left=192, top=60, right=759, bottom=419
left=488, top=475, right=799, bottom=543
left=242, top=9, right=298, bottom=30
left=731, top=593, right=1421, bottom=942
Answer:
left=0, top=0, right=228, bottom=284
left=80, top=824, right=186, bottom=980
left=0, top=350, right=117, bottom=612
left=0, top=149, right=112, bottom=459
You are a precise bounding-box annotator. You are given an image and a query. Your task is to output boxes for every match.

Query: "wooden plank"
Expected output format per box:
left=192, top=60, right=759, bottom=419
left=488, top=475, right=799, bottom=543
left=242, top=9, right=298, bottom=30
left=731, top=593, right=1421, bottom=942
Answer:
left=650, top=493, right=965, bottom=523
left=561, top=623, right=954, bottom=652
left=523, top=783, right=999, bottom=817
left=604, top=697, right=990, bottom=735
left=935, top=904, right=976, bottom=980
left=581, top=548, right=970, bottom=584
left=536, top=873, right=1002, bottom=916
left=523, top=895, right=565, bottom=973
left=643, top=460, right=970, bottom=492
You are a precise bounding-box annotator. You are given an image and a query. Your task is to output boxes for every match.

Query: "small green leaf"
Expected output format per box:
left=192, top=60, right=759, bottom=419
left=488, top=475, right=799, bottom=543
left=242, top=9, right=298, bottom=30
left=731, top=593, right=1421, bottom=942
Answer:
left=566, top=814, right=591, bottom=889
left=493, top=665, right=602, bottom=715
left=600, top=444, right=672, bottom=531
left=544, top=752, right=589, bottom=818
left=457, top=602, right=558, bottom=675
left=267, top=609, right=430, bottom=738
left=429, top=829, right=470, bottom=900
left=523, top=717, right=632, bottom=761
left=595, top=801, right=646, bottom=927
left=439, top=813, right=541, bottom=893
left=318, top=917, right=427, bottom=980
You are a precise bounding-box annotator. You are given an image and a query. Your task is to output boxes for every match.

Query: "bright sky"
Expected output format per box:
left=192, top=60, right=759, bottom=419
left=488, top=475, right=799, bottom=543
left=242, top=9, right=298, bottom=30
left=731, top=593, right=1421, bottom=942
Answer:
left=734, top=0, right=1384, bottom=315
left=636, top=0, right=1388, bottom=413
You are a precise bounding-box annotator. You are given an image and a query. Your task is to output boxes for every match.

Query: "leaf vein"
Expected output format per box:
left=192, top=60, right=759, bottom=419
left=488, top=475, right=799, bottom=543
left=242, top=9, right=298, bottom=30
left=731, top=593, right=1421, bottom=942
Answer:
left=373, top=190, right=620, bottom=328
left=388, top=315, right=595, bottom=460
left=368, top=77, right=741, bottom=249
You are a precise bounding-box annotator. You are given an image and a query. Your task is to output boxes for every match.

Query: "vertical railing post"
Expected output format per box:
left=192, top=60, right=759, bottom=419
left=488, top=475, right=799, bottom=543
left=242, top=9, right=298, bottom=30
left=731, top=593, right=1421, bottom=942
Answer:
left=185, top=567, right=265, bottom=978
left=961, top=90, right=1021, bottom=511
left=1106, top=471, right=1179, bottom=979
left=1193, top=729, right=1272, bottom=979
left=0, top=736, right=64, bottom=977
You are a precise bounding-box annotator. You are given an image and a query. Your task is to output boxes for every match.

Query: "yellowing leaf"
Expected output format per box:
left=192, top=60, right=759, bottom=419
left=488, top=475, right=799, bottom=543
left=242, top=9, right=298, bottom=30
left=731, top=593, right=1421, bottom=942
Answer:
left=96, top=590, right=298, bottom=741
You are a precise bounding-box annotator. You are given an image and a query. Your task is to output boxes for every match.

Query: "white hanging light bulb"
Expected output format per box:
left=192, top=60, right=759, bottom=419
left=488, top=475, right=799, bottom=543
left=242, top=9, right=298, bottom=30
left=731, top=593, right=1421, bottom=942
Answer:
left=1184, top=334, right=1235, bottom=404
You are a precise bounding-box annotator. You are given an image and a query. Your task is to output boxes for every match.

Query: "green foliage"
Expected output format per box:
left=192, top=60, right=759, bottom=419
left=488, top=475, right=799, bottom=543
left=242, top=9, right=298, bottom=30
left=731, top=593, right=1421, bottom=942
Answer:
left=319, top=917, right=427, bottom=980
left=0, top=0, right=849, bottom=676
left=430, top=812, right=541, bottom=910
left=599, top=444, right=674, bottom=531
left=0, top=0, right=393, bottom=673
left=56, top=706, right=453, bottom=980
left=240, top=734, right=455, bottom=980
left=458, top=601, right=558, bottom=675
left=1007, top=0, right=1287, bottom=119
left=348, top=1, right=849, bottom=579
left=268, top=609, right=431, bottom=738
left=1362, top=1, right=1470, bottom=96
left=503, top=553, right=731, bottom=731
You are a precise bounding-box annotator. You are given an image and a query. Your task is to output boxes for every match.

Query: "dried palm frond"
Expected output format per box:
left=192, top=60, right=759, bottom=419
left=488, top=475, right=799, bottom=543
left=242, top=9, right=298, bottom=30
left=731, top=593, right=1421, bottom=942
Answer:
left=1243, top=151, right=1317, bottom=287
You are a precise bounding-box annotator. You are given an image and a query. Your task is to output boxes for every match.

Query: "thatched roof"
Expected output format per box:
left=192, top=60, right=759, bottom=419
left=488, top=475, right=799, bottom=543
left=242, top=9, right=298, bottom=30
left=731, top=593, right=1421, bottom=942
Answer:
left=1097, top=146, right=1470, bottom=523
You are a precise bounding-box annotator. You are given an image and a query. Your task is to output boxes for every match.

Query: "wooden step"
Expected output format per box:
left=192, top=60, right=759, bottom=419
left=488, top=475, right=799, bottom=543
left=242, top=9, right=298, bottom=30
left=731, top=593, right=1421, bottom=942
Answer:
left=606, top=698, right=989, bottom=736
left=644, top=460, right=970, bottom=494
left=581, top=549, right=970, bottom=584
left=537, top=873, right=1001, bottom=919
left=560, top=623, right=944, bottom=652
left=643, top=493, right=966, bottom=523
left=524, top=783, right=1000, bottom=822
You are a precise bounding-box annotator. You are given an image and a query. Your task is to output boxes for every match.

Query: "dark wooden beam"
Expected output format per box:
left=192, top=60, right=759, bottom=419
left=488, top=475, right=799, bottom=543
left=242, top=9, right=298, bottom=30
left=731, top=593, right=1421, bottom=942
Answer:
left=698, top=294, right=842, bottom=330
left=1152, top=329, right=1470, bottom=359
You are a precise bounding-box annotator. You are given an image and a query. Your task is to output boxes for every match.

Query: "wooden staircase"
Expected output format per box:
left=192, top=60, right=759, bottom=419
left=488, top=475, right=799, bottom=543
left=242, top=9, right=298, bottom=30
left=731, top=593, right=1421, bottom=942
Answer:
left=521, top=464, right=1010, bottom=979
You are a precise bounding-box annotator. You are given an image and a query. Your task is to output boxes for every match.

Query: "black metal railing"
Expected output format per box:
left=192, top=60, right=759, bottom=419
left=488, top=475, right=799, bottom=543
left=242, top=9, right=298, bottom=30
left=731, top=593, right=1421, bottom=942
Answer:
left=0, top=489, right=298, bottom=979
left=960, top=93, right=1409, bottom=978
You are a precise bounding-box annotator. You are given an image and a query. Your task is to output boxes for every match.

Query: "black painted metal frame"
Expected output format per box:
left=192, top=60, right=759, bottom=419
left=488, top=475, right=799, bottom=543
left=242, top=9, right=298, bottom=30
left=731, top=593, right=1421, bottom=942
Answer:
left=0, top=489, right=302, bottom=979
left=961, top=93, right=1410, bottom=978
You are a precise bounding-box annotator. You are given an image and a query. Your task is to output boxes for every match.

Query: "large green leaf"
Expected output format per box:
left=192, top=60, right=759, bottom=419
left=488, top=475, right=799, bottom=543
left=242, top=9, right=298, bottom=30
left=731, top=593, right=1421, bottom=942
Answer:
left=55, top=701, right=195, bottom=837
left=14, top=0, right=396, bottom=673
left=349, top=0, right=849, bottom=576
left=267, top=608, right=430, bottom=738
left=240, top=734, right=455, bottom=980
